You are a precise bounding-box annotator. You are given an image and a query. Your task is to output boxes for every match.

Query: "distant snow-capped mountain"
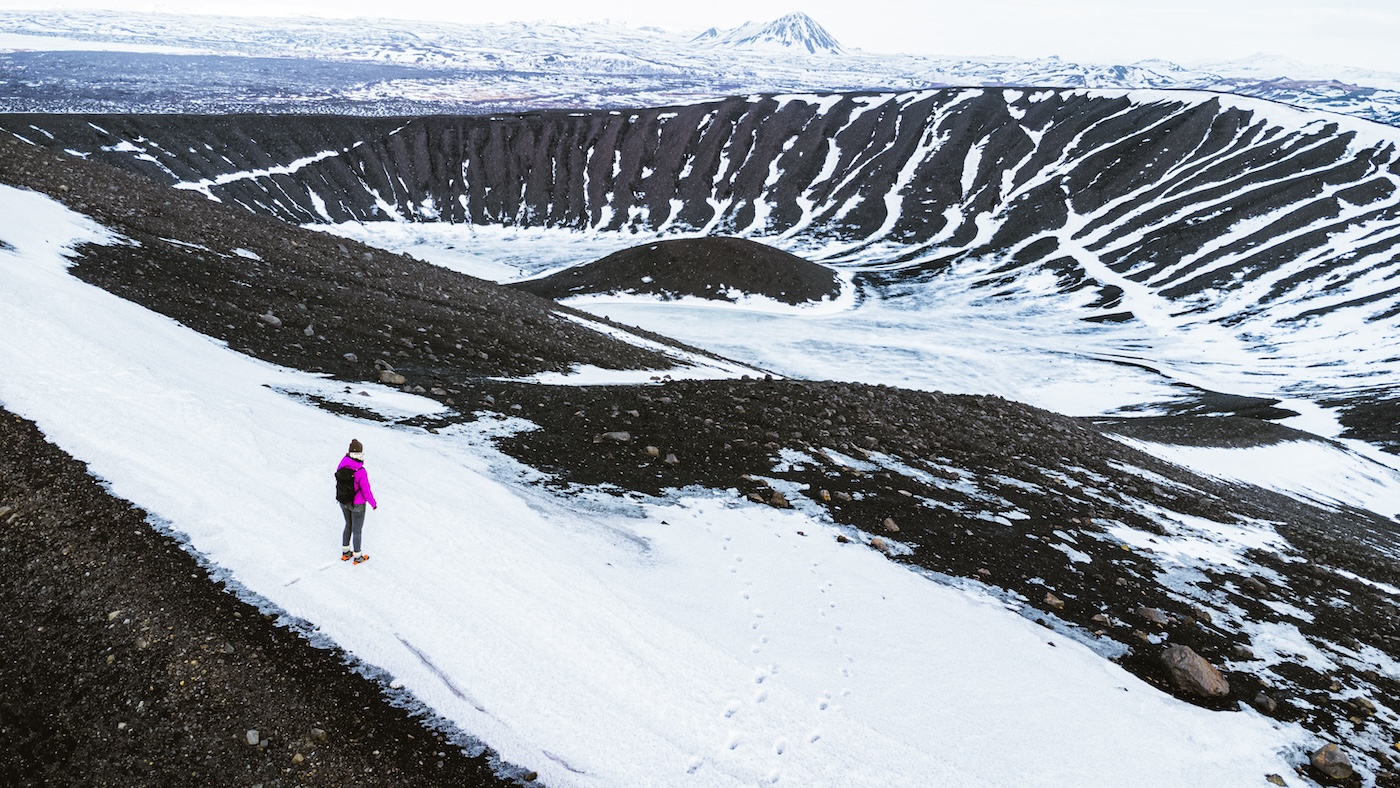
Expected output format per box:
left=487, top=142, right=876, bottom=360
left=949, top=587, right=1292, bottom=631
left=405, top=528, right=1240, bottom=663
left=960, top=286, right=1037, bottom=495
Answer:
left=711, top=12, right=843, bottom=55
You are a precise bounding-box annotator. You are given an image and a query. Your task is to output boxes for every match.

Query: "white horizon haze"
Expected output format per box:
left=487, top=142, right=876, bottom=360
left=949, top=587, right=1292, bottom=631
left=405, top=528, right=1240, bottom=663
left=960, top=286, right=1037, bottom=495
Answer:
left=0, top=0, right=1396, bottom=74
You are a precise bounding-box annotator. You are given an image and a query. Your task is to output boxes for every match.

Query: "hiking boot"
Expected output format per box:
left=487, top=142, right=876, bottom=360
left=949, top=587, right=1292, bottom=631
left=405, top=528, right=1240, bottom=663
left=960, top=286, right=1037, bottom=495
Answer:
left=353, top=553, right=370, bottom=565
left=341, top=550, right=353, bottom=561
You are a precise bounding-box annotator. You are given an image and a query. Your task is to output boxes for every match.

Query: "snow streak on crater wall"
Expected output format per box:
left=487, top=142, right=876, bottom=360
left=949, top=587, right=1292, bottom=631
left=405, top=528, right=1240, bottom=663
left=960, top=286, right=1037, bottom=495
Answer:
left=9, top=89, right=1400, bottom=323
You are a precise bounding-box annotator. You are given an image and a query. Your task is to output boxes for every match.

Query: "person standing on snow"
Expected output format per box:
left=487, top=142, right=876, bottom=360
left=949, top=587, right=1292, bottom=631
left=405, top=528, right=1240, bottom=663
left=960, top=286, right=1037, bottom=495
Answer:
left=335, top=438, right=378, bottom=564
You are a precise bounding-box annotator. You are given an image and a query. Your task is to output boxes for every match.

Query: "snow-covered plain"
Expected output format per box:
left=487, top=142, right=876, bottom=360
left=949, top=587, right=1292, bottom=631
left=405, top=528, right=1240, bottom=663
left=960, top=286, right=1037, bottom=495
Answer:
left=3, top=10, right=1400, bottom=125
left=320, top=222, right=1194, bottom=417
left=0, top=185, right=1313, bottom=783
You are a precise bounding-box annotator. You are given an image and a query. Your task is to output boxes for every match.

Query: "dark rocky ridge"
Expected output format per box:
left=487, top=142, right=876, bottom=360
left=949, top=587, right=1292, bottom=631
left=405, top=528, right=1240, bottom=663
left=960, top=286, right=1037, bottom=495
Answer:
left=2, top=120, right=1400, bottom=783
left=8, top=92, right=1398, bottom=304
left=512, top=236, right=843, bottom=305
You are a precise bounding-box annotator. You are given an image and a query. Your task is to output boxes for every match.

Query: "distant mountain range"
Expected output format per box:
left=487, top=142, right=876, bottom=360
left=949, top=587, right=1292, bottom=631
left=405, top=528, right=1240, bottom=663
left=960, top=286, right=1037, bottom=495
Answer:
left=0, top=9, right=1397, bottom=125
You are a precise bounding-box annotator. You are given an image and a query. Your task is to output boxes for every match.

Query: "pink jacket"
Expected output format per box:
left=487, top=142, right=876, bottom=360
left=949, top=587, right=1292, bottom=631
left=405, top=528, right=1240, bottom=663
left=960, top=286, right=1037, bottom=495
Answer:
left=336, top=455, right=378, bottom=508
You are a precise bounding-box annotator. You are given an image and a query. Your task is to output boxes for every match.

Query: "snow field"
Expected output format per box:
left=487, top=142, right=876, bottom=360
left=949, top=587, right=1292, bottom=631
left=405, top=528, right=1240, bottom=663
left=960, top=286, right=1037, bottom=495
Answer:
left=1112, top=435, right=1400, bottom=523
left=0, top=185, right=1311, bottom=785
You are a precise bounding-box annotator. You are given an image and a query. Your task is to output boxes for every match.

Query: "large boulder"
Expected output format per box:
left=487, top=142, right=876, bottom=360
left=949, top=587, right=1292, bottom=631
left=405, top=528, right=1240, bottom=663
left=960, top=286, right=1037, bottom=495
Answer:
left=1160, top=644, right=1230, bottom=698
left=1309, top=743, right=1354, bottom=781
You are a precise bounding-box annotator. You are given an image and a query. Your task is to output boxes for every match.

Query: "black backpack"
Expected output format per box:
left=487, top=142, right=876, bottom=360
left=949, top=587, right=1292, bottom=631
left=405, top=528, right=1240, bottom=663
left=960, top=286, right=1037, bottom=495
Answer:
left=334, top=465, right=358, bottom=505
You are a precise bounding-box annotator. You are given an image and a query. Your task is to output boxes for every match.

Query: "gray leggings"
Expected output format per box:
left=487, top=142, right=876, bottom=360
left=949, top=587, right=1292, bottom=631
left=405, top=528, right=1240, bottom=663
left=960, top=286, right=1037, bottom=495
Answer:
left=341, top=503, right=367, bottom=552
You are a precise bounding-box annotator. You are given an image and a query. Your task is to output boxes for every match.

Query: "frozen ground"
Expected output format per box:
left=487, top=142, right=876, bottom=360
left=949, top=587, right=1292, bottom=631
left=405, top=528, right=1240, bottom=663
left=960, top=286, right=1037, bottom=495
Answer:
left=321, top=221, right=1400, bottom=520
left=0, top=182, right=1314, bottom=783
left=320, top=223, right=1200, bottom=417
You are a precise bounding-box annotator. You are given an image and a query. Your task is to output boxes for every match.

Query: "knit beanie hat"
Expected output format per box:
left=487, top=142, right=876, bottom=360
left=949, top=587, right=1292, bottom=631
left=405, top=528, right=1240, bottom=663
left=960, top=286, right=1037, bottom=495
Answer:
left=348, top=439, right=364, bottom=454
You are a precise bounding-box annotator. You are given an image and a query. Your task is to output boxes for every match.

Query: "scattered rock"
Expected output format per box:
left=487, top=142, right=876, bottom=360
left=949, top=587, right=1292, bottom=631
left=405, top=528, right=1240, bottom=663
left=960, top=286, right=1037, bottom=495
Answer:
left=869, top=537, right=891, bottom=554
left=309, top=727, right=328, bottom=742
left=342, top=352, right=358, bottom=363
left=378, top=369, right=406, bottom=385
left=1265, top=775, right=1285, bottom=786
left=768, top=491, right=789, bottom=508
left=1230, top=644, right=1255, bottom=660
left=644, top=446, right=661, bottom=458
left=1345, top=697, right=1376, bottom=717
left=1091, top=613, right=1110, bottom=625
left=818, top=489, right=831, bottom=501
left=246, top=729, right=260, bottom=746
left=595, top=431, right=631, bottom=444
left=834, top=491, right=852, bottom=502
left=835, top=534, right=850, bottom=544
left=663, top=453, right=680, bottom=467
left=1309, top=743, right=1353, bottom=781
left=259, top=312, right=282, bottom=328
left=881, top=517, right=899, bottom=533
left=1160, top=644, right=1230, bottom=698
left=1253, top=691, right=1278, bottom=714
left=1137, top=606, right=1170, bottom=626
left=292, top=753, right=305, bottom=765
left=1044, top=592, right=1065, bottom=610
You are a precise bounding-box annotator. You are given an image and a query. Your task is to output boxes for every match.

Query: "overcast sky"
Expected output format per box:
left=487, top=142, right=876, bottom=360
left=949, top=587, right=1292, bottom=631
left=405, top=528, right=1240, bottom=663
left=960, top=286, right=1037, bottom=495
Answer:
left=3, top=0, right=1398, bottom=73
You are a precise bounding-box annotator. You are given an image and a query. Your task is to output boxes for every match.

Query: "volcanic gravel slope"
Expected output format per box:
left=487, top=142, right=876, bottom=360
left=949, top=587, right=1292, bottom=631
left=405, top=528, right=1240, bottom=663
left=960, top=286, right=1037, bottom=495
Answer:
left=4, top=135, right=1400, bottom=784
left=512, top=236, right=843, bottom=305
left=0, top=136, right=691, bottom=388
